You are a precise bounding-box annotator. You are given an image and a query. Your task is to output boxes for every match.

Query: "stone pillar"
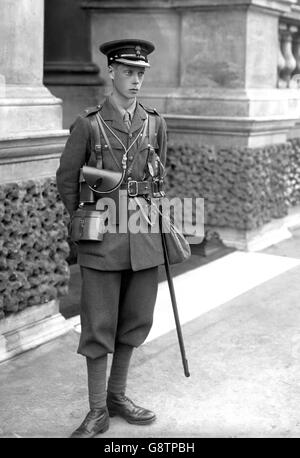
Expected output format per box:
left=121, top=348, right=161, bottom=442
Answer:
left=84, top=0, right=300, bottom=148
left=0, top=0, right=70, bottom=362
left=82, top=0, right=300, bottom=251
left=44, top=0, right=105, bottom=128
left=0, top=0, right=68, bottom=182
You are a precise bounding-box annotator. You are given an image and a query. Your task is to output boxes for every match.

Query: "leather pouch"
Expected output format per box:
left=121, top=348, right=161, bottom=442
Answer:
left=70, top=208, right=105, bottom=242
left=81, top=166, right=123, bottom=194
left=152, top=200, right=191, bottom=265
left=161, top=215, right=191, bottom=265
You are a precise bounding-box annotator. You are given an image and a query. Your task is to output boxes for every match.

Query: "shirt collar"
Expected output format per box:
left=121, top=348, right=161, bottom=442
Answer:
left=108, top=95, right=137, bottom=121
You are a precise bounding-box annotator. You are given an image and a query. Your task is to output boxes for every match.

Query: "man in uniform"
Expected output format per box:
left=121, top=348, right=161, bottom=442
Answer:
left=56, top=39, right=167, bottom=438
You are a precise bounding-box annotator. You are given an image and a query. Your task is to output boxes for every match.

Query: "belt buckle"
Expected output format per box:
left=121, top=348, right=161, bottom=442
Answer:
left=128, top=180, right=138, bottom=197
left=159, top=179, right=165, bottom=197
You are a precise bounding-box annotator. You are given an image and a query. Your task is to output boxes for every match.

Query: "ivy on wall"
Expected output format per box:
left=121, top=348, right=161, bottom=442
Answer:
left=0, top=178, right=70, bottom=319
left=165, top=140, right=300, bottom=231
left=1, top=138, right=300, bottom=319
left=286, top=139, right=300, bottom=206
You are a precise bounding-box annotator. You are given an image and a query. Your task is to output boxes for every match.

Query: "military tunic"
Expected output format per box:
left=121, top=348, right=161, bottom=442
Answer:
left=56, top=97, right=167, bottom=272
left=56, top=97, right=168, bottom=358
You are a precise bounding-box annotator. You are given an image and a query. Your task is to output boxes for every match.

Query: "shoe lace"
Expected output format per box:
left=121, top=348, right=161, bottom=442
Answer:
left=123, top=394, right=135, bottom=406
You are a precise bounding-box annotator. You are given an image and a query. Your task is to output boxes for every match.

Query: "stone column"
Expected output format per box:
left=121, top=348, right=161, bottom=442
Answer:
left=84, top=0, right=300, bottom=148
left=0, top=0, right=68, bottom=182
left=82, top=0, right=300, bottom=251
left=0, top=0, right=70, bottom=362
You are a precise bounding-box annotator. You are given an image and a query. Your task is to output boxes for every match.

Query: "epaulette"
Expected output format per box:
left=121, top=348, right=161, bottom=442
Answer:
left=82, top=105, right=102, bottom=117
left=139, top=102, right=160, bottom=116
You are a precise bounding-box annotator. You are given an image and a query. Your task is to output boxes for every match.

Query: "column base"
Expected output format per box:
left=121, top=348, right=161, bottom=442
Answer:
left=209, top=206, right=300, bottom=251
left=0, top=130, right=68, bottom=183
left=0, top=300, right=72, bottom=363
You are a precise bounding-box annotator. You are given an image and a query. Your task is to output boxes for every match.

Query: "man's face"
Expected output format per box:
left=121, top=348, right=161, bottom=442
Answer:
left=109, top=64, right=146, bottom=99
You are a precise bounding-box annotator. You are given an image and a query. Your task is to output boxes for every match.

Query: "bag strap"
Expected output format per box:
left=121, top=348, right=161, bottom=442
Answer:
left=146, top=113, right=165, bottom=180
left=95, top=112, right=122, bottom=170
left=148, top=112, right=156, bottom=148
left=88, top=108, right=155, bottom=177
left=152, top=115, right=166, bottom=180
left=89, top=113, right=103, bottom=169
left=144, top=113, right=156, bottom=179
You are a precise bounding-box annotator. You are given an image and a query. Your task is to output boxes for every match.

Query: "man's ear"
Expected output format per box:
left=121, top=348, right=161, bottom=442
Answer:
left=108, top=65, right=115, bottom=80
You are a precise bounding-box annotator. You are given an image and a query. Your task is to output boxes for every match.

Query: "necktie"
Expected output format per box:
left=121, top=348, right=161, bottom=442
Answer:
left=123, top=111, right=131, bottom=131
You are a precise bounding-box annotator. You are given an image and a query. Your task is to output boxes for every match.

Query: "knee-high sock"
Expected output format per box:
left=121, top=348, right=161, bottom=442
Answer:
left=107, top=343, right=134, bottom=394
left=86, top=355, right=108, bottom=409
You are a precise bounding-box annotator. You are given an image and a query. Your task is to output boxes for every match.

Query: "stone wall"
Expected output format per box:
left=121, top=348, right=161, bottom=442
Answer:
left=83, top=0, right=300, bottom=148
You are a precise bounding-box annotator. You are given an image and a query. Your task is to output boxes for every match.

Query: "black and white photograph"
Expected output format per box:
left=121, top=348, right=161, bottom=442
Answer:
left=1, top=0, right=300, bottom=444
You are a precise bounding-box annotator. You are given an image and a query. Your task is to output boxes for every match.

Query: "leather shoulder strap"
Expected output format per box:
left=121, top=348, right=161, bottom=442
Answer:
left=143, top=113, right=158, bottom=180
left=148, top=112, right=157, bottom=148
left=147, top=113, right=166, bottom=181
left=95, top=112, right=122, bottom=170
left=89, top=113, right=103, bottom=169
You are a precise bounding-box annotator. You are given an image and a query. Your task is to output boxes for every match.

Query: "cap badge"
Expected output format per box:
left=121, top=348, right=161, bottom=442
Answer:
left=135, top=45, right=141, bottom=57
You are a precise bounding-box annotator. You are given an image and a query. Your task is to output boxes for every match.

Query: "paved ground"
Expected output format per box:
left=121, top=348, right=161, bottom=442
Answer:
left=60, top=241, right=233, bottom=319
left=1, top=228, right=300, bottom=438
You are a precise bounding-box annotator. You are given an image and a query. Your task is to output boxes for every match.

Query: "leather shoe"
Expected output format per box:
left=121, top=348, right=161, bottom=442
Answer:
left=70, top=407, right=109, bottom=438
left=107, top=392, right=156, bottom=425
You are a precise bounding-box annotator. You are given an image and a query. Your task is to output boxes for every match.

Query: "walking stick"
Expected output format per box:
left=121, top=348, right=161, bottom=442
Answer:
left=160, top=215, right=191, bottom=378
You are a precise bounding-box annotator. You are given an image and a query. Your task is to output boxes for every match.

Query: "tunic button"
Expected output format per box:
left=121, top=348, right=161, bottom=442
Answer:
left=129, top=155, right=133, bottom=160
left=129, top=133, right=133, bottom=138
